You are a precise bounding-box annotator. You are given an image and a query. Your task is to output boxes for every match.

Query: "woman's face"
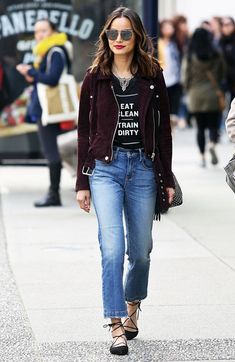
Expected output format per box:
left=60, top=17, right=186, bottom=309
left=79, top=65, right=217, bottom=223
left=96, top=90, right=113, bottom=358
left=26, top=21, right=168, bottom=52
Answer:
left=178, top=21, right=188, bottom=35
left=34, top=21, right=54, bottom=43
left=161, top=21, right=175, bottom=38
left=106, top=17, right=136, bottom=57
left=221, top=17, right=235, bottom=36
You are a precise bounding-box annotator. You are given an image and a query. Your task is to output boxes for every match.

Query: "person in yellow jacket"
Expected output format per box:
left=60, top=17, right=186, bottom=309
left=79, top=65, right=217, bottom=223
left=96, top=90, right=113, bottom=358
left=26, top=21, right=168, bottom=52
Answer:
left=17, top=19, right=73, bottom=207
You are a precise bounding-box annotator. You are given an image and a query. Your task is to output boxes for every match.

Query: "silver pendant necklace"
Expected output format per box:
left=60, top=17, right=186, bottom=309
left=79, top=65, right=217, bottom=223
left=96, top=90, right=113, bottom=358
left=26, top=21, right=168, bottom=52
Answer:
left=113, top=67, right=133, bottom=92
left=118, top=76, right=133, bottom=92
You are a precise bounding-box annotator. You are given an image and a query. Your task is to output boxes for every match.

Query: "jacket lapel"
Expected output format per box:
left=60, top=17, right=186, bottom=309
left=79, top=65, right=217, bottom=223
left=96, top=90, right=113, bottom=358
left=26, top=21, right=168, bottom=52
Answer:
left=138, top=77, right=155, bottom=135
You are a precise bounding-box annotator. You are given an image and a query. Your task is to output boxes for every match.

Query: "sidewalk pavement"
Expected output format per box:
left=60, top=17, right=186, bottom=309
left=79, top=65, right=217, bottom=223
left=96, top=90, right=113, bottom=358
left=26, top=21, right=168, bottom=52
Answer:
left=0, top=128, right=235, bottom=362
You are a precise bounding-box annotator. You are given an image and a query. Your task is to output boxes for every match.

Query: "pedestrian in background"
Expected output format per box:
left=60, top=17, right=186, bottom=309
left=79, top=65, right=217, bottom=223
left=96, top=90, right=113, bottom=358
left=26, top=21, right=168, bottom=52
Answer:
left=182, top=27, right=225, bottom=167
left=16, top=19, right=73, bottom=207
left=220, top=16, right=235, bottom=101
left=225, top=98, right=235, bottom=194
left=173, top=15, right=189, bottom=59
left=173, top=15, right=191, bottom=128
left=226, top=97, right=235, bottom=143
left=210, top=16, right=222, bottom=50
left=158, top=19, right=181, bottom=128
left=76, top=6, right=175, bottom=356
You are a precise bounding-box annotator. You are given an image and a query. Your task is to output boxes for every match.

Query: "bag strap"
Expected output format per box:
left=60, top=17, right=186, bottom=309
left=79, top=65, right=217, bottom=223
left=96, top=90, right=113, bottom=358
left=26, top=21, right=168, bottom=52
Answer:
left=206, top=70, right=220, bottom=91
left=46, top=46, right=68, bottom=75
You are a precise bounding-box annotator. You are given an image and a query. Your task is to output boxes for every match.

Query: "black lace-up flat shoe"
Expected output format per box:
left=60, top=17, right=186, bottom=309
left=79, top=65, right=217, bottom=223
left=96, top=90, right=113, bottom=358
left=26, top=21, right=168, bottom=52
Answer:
left=103, top=321, right=128, bottom=355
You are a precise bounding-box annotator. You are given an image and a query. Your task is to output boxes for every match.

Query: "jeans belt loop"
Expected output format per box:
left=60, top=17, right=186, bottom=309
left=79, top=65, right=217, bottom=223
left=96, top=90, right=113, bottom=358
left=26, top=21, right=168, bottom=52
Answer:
left=113, top=147, right=119, bottom=160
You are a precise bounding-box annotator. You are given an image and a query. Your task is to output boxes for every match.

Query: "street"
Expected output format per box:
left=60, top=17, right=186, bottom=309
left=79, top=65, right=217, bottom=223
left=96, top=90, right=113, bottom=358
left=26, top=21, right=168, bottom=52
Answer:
left=0, top=128, right=235, bottom=362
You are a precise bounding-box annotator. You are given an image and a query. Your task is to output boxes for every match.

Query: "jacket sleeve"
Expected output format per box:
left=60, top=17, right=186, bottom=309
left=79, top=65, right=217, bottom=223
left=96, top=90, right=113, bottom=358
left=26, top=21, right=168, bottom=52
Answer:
left=157, top=70, right=175, bottom=188
left=226, top=97, right=235, bottom=143
left=75, top=71, right=91, bottom=192
left=27, top=51, right=64, bottom=86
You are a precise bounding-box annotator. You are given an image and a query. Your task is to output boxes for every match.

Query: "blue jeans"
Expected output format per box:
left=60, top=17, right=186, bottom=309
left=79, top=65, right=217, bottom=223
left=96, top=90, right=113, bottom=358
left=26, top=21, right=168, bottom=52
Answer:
left=89, top=147, right=157, bottom=318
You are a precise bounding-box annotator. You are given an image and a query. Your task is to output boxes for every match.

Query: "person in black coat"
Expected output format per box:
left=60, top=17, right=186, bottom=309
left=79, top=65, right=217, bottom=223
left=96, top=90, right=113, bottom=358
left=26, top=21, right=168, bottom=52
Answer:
left=220, top=17, right=235, bottom=101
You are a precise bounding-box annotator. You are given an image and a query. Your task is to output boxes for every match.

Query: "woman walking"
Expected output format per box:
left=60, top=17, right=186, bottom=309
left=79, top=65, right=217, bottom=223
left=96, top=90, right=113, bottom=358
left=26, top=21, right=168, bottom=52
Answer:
left=220, top=17, right=235, bottom=101
left=158, top=19, right=182, bottom=127
left=76, top=7, right=175, bottom=356
left=182, top=27, right=225, bottom=167
left=17, top=19, right=73, bottom=207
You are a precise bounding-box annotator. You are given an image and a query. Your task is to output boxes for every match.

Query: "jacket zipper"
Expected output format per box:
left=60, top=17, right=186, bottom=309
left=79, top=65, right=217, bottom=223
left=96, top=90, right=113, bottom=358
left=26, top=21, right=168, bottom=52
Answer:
left=88, top=110, right=91, bottom=144
left=110, top=84, right=120, bottom=161
left=151, top=108, right=156, bottom=161
left=157, top=109, right=161, bottom=150
left=157, top=110, right=160, bottom=128
left=152, top=108, right=161, bottom=161
left=88, top=97, right=92, bottom=144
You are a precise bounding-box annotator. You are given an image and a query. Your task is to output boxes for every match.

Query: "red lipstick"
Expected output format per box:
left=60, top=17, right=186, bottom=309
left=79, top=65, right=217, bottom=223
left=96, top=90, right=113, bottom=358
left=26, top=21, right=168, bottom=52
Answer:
left=114, top=45, right=125, bottom=49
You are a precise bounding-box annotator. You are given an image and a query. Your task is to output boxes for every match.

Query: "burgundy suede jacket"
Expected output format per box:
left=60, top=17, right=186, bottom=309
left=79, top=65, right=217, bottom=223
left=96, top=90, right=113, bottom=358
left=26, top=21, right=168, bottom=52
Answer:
left=75, top=68, right=175, bottom=211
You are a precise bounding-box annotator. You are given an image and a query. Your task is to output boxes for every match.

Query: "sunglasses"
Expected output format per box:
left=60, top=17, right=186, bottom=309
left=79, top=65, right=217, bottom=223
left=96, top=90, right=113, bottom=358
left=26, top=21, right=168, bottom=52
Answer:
left=105, top=29, right=134, bottom=41
left=222, top=22, right=233, bottom=26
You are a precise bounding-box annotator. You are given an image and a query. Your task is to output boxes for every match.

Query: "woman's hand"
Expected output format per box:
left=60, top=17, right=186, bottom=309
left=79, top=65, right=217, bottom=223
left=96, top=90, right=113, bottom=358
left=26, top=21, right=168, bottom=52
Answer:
left=16, top=64, right=32, bottom=76
left=16, top=64, right=34, bottom=83
left=25, top=75, right=34, bottom=83
left=166, top=187, right=175, bottom=205
left=76, top=190, right=91, bottom=213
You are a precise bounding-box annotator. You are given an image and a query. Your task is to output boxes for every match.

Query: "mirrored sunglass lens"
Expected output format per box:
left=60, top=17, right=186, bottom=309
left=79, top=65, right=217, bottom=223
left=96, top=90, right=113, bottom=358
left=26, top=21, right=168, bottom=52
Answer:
left=121, top=30, right=132, bottom=40
left=107, top=30, right=118, bottom=40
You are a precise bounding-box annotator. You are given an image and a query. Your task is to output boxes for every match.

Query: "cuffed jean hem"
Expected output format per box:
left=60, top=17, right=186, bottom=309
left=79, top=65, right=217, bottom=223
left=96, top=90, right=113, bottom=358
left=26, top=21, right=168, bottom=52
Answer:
left=125, top=294, right=147, bottom=302
left=104, top=310, right=128, bottom=319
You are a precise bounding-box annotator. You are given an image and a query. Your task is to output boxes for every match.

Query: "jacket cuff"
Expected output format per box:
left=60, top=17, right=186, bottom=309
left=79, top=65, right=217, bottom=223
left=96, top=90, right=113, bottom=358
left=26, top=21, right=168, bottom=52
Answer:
left=27, top=68, right=38, bottom=80
left=75, top=175, right=90, bottom=192
left=165, top=173, right=175, bottom=188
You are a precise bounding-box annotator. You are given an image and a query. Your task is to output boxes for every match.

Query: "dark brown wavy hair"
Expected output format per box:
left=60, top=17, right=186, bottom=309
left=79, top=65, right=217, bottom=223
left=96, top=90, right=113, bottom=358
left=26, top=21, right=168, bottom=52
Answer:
left=90, top=7, right=160, bottom=77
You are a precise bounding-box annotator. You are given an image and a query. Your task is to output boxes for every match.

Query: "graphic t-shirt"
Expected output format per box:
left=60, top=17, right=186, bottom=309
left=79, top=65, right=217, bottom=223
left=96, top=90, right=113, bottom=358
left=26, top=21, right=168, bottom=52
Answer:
left=112, top=75, right=143, bottom=149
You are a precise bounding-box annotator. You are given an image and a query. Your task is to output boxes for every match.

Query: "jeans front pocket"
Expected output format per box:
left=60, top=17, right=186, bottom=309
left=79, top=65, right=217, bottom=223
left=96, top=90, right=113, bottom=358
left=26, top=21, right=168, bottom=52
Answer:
left=95, top=159, right=108, bottom=166
left=141, top=155, right=154, bottom=170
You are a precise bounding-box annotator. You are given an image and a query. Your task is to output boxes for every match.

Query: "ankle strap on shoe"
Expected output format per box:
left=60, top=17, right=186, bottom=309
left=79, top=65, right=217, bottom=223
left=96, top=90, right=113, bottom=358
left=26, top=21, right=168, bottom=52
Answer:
left=103, top=321, right=123, bottom=332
